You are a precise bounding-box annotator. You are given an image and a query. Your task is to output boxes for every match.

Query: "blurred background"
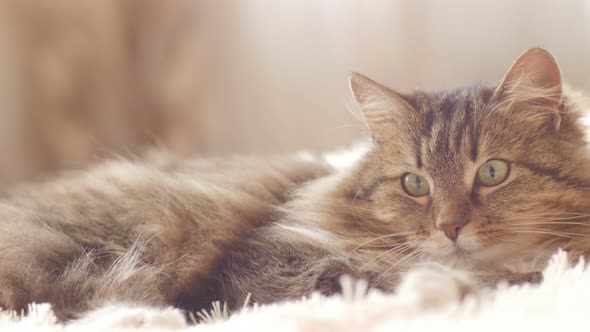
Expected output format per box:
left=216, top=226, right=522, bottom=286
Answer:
left=0, top=0, right=588, bottom=186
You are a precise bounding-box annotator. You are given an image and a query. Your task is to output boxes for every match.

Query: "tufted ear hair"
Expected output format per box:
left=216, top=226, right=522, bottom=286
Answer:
left=349, top=72, right=414, bottom=141
left=493, top=48, right=564, bottom=128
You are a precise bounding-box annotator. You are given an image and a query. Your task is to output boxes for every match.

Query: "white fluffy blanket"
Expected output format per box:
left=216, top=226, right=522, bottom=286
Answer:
left=1, top=250, right=588, bottom=331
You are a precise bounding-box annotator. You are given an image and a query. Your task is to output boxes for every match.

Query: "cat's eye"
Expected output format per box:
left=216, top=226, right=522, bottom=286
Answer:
left=402, top=173, right=430, bottom=197
left=477, top=159, right=510, bottom=186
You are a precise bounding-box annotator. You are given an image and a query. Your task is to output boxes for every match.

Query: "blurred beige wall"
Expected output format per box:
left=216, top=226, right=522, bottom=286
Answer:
left=0, top=1, right=588, bottom=185
left=216, top=0, right=590, bottom=154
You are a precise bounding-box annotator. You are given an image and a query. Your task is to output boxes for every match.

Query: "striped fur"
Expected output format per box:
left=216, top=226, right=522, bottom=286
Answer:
left=2, top=48, right=590, bottom=320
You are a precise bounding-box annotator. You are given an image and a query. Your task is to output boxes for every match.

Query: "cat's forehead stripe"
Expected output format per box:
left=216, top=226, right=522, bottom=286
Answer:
left=417, top=88, right=488, bottom=165
left=422, top=108, right=435, bottom=139
left=415, top=149, right=422, bottom=168
left=453, top=102, right=470, bottom=155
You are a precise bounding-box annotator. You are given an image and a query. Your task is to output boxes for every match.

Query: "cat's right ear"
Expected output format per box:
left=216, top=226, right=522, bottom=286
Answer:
left=349, top=73, right=413, bottom=141
left=493, top=48, right=564, bottom=129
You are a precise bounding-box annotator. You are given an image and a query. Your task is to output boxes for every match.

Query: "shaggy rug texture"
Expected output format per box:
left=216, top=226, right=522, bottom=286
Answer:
left=0, top=250, right=587, bottom=331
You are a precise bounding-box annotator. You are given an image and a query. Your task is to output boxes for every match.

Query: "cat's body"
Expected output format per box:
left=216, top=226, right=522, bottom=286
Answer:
left=1, top=48, right=590, bottom=320
left=0, top=155, right=331, bottom=318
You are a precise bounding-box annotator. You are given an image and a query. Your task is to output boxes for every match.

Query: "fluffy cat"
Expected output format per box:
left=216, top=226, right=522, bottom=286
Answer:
left=1, top=48, right=589, bottom=320
left=208, top=48, right=590, bottom=308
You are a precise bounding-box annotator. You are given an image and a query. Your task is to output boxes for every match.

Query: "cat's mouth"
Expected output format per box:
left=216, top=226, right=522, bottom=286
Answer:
left=420, top=238, right=477, bottom=262
left=441, top=240, right=527, bottom=267
left=423, top=234, right=494, bottom=264
left=450, top=246, right=474, bottom=260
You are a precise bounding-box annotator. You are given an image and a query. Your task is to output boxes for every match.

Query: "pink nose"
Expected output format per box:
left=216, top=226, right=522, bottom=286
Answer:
left=439, top=222, right=464, bottom=240
left=436, top=203, right=468, bottom=241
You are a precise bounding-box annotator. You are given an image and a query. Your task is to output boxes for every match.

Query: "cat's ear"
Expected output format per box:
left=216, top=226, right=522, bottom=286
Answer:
left=494, top=48, right=563, bottom=127
left=349, top=72, right=413, bottom=140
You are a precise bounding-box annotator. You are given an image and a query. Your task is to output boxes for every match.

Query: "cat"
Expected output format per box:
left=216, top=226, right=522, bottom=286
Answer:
left=210, top=47, right=590, bottom=308
left=1, top=47, right=589, bottom=321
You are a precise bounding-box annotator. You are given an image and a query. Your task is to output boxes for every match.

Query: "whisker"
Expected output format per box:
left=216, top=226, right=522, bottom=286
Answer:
left=490, top=237, right=519, bottom=245
left=503, top=225, right=590, bottom=235
left=372, top=249, right=422, bottom=288
left=507, top=229, right=585, bottom=238
left=383, top=248, right=422, bottom=272
left=504, top=221, right=590, bottom=227
left=347, top=231, right=418, bottom=255
left=494, top=213, right=590, bottom=223
left=359, top=240, right=419, bottom=270
left=500, top=216, right=590, bottom=223
left=357, top=243, right=411, bottom=248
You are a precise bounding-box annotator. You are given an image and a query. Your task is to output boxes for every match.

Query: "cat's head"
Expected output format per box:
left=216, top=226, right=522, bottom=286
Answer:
left=349, top=48, right=590, bottom=266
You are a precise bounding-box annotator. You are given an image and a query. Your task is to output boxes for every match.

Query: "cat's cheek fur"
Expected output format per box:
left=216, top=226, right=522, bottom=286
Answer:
left=368, top=187, right=428, bottom=227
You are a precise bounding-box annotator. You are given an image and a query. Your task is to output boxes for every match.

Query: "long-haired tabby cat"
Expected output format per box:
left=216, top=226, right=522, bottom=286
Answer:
left=1, top=48, right=589, bottom=320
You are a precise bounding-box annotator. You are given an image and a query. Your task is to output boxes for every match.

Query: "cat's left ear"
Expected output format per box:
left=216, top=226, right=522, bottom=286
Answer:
left=349, top=73, right=413, bottom=141
left=494, top=48, right=564, bottom=128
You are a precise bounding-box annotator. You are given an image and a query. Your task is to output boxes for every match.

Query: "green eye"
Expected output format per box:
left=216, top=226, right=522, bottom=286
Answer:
left=477, top=159, right=510, bottom=186
left=402, top=173, right=430, bottom=197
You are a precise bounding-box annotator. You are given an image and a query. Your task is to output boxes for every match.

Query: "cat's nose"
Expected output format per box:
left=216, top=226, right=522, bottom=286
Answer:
left=439, top=222, right=464, bottom=241
left=436, top=203, right=468, bottom=241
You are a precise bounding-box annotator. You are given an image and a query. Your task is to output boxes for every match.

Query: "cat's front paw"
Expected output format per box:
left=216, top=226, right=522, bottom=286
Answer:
left=497, top=270, right=543, bottom=286
left=397, top=263, right=477, bottom=309
left=313, top=260, right=357, bottom=296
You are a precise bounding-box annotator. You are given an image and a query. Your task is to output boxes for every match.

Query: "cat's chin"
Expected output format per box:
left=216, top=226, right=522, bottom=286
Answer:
left=436, top=247, right=475, bottom=261
left=421, top=238, right=504, bottom=268
left=421, top=236, right=481, bottom=258
left=418, top=240, right=473, bottom=266
left=422, top=240, right=543, bottom=272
